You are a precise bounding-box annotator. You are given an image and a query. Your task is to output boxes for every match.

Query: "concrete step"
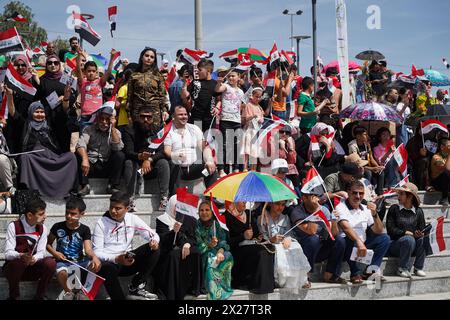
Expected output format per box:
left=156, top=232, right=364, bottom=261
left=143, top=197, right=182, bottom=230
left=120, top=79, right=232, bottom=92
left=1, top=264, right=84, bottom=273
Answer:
left=381, top=291, right=450, bottom=300
left=42, top=195, right=160, bottom=214
left=2, top=268, right=450, bottom=300
left=84, top=178, right=160, bottom=195
left=188, top=270, right=450, bottom=300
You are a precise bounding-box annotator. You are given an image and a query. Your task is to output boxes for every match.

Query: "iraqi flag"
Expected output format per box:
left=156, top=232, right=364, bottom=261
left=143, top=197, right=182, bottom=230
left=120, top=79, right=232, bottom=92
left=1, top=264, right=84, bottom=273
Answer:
left=309, top=135, right=322, bottom=159
left=0, top=27, right=23, bottom=55
left=16, top=231, right=41, bottom=244
left=72, top=12, right=101, bottom=47
left=205, top=127, right=218, bottom=163
left=268, top=42, right=280, bottom=71
left=175, top=188, right=200, bottom=219
left=67, top=261, right=105, bottom=301
left=108, top=6, right=117, bottom=37
left=148, top=120, right=173, bottom=149
left=308, top=210, right=334, bottom=240
left=250, top=115, right=288, bottom=147
left=392, top=143, right=408, bottom=177
left=424, top=216, right=446, bottom=255
left=181, top=48, right=212, bottom=66
left=0, top=94, right=8, bottom=119
left=301, top=167, right=325, bottom=195
left=5, top=62, right=36, bottom=99
left=210, top=194, right=228, bottom=231
left=421, top=119, right=448, bottom=135
left=382, top=174, right=410, bottom=198
left=264, top=69, right=277, bottom=98
left=281, top=50, right=295, bottom=66
left=165, top=65, right=177, bottom=90
left=7, top=12, right=28, bottom=23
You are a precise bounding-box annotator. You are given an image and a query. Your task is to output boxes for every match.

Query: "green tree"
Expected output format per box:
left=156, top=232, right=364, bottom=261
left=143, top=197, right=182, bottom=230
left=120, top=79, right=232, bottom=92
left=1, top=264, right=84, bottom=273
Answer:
left=0, top=1, right=47, bottom=49
left=52, top=36, right=70, bottom=53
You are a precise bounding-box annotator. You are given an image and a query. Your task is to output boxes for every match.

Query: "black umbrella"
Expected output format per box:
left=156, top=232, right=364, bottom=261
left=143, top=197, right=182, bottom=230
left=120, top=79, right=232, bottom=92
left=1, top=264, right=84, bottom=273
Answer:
left=355, top=50, right=385, bottom=61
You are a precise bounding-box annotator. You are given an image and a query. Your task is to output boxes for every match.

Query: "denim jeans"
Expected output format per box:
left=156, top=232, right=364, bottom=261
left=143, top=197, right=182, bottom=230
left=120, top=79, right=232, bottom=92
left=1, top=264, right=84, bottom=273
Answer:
left=343, top=233, right=391, bottom=276
left=388, top=235, right=426, bottom=270
left=272, top=110, right=287, bottom=121
left=299, top=235, right=346, bottom=277
left=384, top=159, right=400, bottom=188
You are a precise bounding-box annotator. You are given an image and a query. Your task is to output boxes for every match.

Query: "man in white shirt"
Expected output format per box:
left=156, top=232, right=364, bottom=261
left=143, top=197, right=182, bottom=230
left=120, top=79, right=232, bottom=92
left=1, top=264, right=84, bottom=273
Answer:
left=93, top=192, right=160, bottom=300
left=3, top=198, right=56, bottom=300
left=164, top=105, right=218, bottom=195
left=337, top=180, right=390, bottom=284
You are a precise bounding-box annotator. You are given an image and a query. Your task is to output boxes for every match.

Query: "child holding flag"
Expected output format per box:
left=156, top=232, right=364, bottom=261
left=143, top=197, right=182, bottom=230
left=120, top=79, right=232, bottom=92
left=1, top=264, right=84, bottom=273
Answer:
left=46, top=197, right=102, bottom=300
left=4, top=198, right=56, bottom=300
left=195, top=200, right=233, bottom=300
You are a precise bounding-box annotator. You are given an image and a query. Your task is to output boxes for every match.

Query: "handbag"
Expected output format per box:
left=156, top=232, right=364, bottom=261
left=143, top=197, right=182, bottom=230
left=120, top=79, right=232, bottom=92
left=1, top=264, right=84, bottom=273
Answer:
left=11, top=189, right=41, bottom=215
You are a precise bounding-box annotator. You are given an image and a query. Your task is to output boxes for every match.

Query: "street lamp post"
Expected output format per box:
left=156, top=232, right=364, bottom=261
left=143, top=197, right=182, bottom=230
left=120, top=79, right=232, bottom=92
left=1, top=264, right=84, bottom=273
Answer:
left=311, top=0, right=318, bottom=94
left=282, top=9, right=303, bottom=51
left=290, top=35, right=311, bottom=69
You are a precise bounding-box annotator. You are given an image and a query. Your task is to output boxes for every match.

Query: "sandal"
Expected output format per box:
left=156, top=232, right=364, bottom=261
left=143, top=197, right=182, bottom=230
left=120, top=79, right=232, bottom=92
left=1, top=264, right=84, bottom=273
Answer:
left=302, top=278, right=312, bottom=289
left=362, top=273, right=386, bottom=282
left=350, top=275, right=363, bottom=284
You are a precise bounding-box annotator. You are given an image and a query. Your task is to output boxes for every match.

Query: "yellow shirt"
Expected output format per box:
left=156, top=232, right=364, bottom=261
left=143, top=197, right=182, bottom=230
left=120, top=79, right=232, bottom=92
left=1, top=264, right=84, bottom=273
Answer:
left=117, top=84, right=129, bottom=126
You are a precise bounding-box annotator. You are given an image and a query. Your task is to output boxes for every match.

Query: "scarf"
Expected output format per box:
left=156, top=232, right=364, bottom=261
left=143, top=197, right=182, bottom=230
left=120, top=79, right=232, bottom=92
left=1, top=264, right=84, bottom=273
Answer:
left=14, top=55, right=32, bottom=81
left=22, top=101, right=52, bottom=149
left=42, top=55, right=63, bottom=80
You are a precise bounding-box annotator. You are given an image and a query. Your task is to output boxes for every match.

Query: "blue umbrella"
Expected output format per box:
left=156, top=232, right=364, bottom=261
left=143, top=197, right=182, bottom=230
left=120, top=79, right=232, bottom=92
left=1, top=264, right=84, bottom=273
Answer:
left=424, top=69, right=450, bottom=87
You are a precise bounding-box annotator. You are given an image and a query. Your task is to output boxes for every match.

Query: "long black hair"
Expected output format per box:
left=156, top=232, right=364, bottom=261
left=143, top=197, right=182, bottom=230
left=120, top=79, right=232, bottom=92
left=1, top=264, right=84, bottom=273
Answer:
left=137, top=47, right=158, bottom=73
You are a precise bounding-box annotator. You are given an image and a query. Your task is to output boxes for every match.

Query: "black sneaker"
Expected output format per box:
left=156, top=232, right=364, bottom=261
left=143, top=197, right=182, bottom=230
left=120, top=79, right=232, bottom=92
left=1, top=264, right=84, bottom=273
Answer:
left=128, top=282, right=158, bottom=300
left=106, top=185, right=120, bottom=194
left=78, top=184, right=91, bottom=197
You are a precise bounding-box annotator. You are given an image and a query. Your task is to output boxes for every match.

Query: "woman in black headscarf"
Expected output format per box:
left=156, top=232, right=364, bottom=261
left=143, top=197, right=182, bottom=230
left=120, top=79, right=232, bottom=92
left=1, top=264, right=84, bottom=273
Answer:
left=36, top=54, right=77, bottom=152
left=9, top=100, right=78, bottom=198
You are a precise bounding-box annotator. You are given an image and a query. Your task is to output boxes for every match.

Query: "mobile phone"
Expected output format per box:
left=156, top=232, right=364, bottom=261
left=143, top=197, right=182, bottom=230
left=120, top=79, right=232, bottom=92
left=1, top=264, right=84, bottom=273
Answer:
left=422, top=224, right=432, bottom=234
left=124, top=251, right=135, bottom=259
left=202, top=168, right=210, bottom=177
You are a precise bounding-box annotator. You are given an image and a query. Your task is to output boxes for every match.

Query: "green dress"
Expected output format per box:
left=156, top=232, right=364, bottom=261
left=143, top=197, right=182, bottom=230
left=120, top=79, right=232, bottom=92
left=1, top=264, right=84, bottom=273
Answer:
left=196, top=220, right=234, bottom=300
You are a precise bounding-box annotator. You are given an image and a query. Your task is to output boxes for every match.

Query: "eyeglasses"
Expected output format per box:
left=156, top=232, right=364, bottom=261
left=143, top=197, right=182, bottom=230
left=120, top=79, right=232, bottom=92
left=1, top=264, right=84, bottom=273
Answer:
left=351, top=191, right=364, bottom=196
left=46, top=61, right=60, bottom=66
left=139, top=114, right=153, bottom=119
left=15, top=64, right=27, bottom=68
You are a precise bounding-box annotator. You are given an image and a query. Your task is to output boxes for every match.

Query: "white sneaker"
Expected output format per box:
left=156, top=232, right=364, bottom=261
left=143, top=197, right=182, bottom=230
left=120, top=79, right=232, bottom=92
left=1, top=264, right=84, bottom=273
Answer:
left=397, top=268, right=412, bottom=278
left=414, top=268, right=426, bottom=277
left=62, top=291, right=75, bottom=300
left=128, top=282, right=158, bottom=300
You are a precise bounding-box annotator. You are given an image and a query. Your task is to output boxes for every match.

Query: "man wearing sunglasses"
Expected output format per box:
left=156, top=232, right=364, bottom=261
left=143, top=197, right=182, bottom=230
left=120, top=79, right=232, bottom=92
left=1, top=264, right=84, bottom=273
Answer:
left=336, top=180, right=390, bottom=284
left=122, top=107, right=170, bottom=211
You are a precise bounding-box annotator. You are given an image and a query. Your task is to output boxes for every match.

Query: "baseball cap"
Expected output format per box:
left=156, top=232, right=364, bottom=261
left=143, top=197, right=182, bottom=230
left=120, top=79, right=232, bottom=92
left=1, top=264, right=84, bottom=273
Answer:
left=271, top=158, right=288, bottom=173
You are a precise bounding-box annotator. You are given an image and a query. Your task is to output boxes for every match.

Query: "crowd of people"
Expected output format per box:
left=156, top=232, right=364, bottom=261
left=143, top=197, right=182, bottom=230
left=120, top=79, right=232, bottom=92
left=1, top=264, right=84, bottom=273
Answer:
left=1, top=35, right=449, bottom=300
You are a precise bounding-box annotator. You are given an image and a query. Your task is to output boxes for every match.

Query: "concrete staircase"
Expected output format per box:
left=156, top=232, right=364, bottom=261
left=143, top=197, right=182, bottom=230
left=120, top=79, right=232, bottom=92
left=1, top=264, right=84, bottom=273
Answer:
left=1, top=182, right=450, bottom=300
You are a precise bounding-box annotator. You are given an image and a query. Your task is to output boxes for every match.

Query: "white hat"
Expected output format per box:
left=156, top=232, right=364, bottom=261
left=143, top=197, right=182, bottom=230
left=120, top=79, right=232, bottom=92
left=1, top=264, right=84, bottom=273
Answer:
left=271, top=158, right=288, bottom=173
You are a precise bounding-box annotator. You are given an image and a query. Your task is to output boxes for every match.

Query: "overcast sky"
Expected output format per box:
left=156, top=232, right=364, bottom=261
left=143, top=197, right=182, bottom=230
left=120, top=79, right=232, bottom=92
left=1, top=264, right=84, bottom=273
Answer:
left=5, top=0, right=450, bottom=77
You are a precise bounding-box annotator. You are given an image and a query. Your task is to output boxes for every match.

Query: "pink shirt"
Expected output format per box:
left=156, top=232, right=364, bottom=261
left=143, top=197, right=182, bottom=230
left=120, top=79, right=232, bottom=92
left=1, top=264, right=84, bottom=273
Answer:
left=242, top=102, right=264, bottom=129
left=80, top=78, right=105, bottom=116
left=373, top=144, right=389, bottom=165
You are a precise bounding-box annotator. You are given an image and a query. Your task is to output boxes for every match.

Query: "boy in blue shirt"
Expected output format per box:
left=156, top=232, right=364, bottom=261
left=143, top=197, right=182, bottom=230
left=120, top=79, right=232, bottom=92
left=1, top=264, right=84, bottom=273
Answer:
left=47, top=197, right=101, bottom=300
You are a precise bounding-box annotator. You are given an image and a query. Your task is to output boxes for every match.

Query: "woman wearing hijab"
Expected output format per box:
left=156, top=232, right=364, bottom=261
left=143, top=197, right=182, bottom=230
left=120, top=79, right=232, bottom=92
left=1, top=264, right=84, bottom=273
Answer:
left=308, top=122, right=345, bottom=178
left=36, top=54, right=77, bottom=152
left=195, top=200, right=233, bottom=300
left=5, top=55, right=40, bottom=153
left=224, top=202, right=275, bottom=294
left=127, top=48, right=169, bottom=127
left=8, top=100, right=77, bottom=198
left=153, top=194, right=203, bottom=299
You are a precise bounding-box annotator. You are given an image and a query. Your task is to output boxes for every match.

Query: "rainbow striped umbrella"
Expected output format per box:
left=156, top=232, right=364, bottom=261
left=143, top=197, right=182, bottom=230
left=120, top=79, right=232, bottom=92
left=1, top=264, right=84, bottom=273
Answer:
left=204, top=171, right=298, bottom=202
